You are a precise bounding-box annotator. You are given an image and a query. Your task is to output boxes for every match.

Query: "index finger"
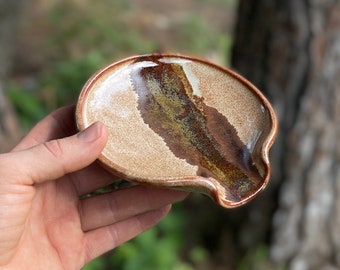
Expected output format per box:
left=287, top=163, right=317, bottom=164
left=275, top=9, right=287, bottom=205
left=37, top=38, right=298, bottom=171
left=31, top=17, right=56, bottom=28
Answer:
left=12, top=105, right=77, bottom=152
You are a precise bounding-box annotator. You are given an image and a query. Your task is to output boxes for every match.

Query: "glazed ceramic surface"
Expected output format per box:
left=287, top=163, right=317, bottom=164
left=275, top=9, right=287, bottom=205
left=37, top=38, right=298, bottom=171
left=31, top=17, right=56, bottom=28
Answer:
left=76, top=54, right=278, bottom=208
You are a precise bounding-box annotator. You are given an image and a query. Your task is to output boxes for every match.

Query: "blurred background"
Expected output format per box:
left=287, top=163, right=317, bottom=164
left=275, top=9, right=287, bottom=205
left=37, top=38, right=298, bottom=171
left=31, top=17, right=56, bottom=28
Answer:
left=1, top=0, right=339, bottom=269
left=6, top=0, right=236, bottom=130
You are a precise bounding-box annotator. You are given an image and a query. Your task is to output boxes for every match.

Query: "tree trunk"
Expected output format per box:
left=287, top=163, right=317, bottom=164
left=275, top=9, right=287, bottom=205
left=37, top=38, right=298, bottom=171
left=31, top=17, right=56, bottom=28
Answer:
left=0, top=0, right=25, bottom=152
left=232, top=1, right=340, bottom=269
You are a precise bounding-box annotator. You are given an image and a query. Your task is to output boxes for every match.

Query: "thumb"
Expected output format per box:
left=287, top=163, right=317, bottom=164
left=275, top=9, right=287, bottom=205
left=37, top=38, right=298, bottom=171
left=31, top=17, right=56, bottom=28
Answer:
left=2, top=122, right=108, bottom=185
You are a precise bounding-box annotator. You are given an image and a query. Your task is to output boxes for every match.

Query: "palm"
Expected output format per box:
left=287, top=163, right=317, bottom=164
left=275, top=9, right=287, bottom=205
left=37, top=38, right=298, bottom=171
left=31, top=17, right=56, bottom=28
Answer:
left=3, top=162, right=107, bottom=269
left=9, top=177, right=85, bottom=269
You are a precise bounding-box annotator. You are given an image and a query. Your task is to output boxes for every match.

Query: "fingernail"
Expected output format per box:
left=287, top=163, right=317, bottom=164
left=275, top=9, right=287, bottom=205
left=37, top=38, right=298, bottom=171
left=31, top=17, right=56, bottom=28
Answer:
left=77, top=122, right=102, bottom=142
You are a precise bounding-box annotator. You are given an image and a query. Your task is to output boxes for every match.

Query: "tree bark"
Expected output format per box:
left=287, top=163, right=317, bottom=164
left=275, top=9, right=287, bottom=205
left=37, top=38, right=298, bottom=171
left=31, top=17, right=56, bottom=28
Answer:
left=0, top=0, right=25, bottom=152
left=232, top=1, right=340, bottom=269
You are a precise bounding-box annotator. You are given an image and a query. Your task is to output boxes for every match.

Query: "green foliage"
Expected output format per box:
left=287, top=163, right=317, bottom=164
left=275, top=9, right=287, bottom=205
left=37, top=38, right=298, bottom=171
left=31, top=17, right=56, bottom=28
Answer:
left=83, top=205, right=202, bottom=270
left=202, top=0, right=237, bottom=6
left=42, top=51, right=107, bottom=109
left=47, top=0, right=156, bottom=60
left=173, top=14, right=233, bottom=62
left=176, top=15, right=215, bottom=54
left=9, top=0, right=160, bottom=131
left=188, top=246, right=209, bottom=265
left=8, top=85, right=47, bottom=130
left=8, top=51, right=107, bottom=130
left=238, top=244, right=268, bottom=270
left=237, top=244, right=287, bottom=270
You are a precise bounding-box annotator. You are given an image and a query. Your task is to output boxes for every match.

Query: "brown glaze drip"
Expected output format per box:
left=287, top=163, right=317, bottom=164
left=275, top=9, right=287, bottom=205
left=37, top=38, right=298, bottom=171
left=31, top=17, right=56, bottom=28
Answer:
left=129, top=55, right=262, bottom=201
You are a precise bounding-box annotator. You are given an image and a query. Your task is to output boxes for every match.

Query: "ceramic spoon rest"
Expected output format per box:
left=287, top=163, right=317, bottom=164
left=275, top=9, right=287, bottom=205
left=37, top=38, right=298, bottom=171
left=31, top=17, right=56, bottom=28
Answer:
left=76, top=54, right=278, bottom=208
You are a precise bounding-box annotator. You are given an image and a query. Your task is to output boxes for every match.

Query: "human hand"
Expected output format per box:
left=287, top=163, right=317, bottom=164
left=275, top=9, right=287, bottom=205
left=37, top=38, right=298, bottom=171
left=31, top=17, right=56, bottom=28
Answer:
left=0, top=106, right=187, bottom=269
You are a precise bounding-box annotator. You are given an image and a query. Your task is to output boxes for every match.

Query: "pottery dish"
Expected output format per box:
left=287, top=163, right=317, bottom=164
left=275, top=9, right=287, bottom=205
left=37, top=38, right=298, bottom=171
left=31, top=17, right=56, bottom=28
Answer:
left=76, top=54, right=278, bottom=208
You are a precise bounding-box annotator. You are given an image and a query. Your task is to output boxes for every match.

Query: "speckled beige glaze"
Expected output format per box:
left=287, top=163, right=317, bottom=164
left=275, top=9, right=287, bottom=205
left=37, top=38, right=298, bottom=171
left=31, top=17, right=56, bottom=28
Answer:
left=76, top=54, right=278, bottom=208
